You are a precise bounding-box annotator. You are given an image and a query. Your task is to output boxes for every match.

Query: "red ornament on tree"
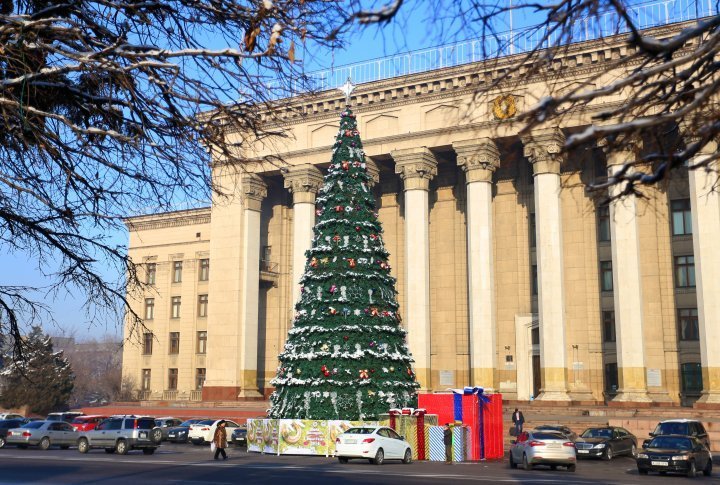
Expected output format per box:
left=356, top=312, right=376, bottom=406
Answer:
left=332, top=235, right=341, bottom=243
left=343, top=335, right=349, bottom=341
left=370, top=234, right=377, bottom=240
left=359, top=369, right=369, bottom=379
left=342, top=161, right=350, bottom=171
left=310, top=257, right=318, bottom=268
left=355, top=226, right=361, bottom=232
left=348, top=258, right=356, bottom=268
left=335, top=205, right=344, bottom=213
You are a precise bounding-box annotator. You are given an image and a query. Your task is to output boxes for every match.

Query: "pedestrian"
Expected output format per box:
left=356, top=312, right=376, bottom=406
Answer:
left=213, top=420, right=228, bottom=460
left=512, top=408, right=525, bottom=436
left=443, top=424, right=453, bottom=464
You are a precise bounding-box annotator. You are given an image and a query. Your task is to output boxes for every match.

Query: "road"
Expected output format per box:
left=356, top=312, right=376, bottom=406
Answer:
left=0, top=443, right=716, bottom=484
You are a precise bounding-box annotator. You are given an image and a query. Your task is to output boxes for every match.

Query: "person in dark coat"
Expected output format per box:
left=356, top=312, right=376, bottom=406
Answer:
left=443, top=424, right=453, bottom=464
left=213, top=420, right=228, bottom=460
left=512, top=408, right=525, bottom=436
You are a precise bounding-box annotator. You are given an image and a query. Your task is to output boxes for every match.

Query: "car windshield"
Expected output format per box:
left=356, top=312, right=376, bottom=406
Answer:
left=531, top=432, right=566, bottom=440
left=650, top=436, right=693, bottom=450
left=46, top=415, right=61, bottom=421
left=581, top=429, right=612, bottom=438
left=654, top=422, right=690, bottom=436
left=196, top=419, right=215, bottom=425
left=345, top=428, right=376, bottom=435
left=22, top=421, right=45, bottom=429
left=179, top=420, right=200, bottom=427
left=136, top=419, right=156, bottom=430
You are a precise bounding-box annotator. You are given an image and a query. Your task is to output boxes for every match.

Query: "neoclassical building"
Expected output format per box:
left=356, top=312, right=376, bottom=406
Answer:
left=122, top=19, right=720, bottom=407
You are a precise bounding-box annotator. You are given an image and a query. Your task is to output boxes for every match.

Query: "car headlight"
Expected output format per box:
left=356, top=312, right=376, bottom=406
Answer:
left=637, top=453, right=648, bottom=459
left=672, top=455, right=689, bottom=461
left=593, top=444, right=606, bottom=449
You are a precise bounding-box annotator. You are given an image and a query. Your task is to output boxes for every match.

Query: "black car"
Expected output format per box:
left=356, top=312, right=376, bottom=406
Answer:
left=534, top=425, right=578, bottom=442
left=574, top=426, right=637, bottom=460
left=644, top=420, right=711, bottom=450
left=231, top=426, right=247, bottom=447
left=637, top=435, right=712, bottom=477
left=166, top=418, right=208, bottom=443
left=0, top=419, right=26, bottom=448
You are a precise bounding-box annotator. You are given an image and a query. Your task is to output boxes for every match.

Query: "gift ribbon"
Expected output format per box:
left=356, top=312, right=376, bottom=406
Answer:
left=449, top=387, right=491, bottom=460
left=413, top=409, right=427, bottom=460
left=388, top=409, right=401, bottom=430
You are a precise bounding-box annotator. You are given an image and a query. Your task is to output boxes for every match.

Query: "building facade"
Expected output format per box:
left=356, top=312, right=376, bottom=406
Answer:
left=122, top=21, right=720, bottom=407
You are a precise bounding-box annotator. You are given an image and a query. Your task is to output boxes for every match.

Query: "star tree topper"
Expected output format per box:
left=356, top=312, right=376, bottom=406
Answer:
left=339, top=77, right=356, bottom=106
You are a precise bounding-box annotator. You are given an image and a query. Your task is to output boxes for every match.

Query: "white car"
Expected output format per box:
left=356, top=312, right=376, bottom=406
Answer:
left=0, top=413, right=24, bottom=420
left=188, top=419, right=240, bottom=445
left=335, top=426, right=412, bottom=465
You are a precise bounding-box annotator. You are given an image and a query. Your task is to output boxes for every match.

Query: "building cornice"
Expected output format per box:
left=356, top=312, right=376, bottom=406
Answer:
left=125, top=207, right=211, bottom=232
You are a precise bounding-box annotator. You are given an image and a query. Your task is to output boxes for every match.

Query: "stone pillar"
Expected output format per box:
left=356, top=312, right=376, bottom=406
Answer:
left=602, top=139, right=651, bottom=403
left=687, top=139, right=720, bottom=406
left=283, top=164, right=324, bottom=303
left=392, top=147, right=438, bottom=390
left=453, top=138, right=500, bottom=390
left=237, top=174, right=267, bottom=398
left=521, top=128, right=570, bottom=401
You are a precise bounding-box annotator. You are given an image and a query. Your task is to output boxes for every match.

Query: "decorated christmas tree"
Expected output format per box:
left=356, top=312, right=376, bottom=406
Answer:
left=269, top=107, right=419, bottom=420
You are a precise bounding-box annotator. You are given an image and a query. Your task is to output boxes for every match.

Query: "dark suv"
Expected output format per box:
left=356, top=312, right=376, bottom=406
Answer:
left=644, top=420, right=710, bottom=450
left=77, top=416, right=161, bottom=455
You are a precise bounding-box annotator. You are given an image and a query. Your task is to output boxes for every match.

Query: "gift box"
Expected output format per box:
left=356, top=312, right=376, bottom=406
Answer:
left=380, top=409, right=438, bottom=460
left=427, top=426, right=446, bottom=461
left=452, top=425, right=467, bottom=461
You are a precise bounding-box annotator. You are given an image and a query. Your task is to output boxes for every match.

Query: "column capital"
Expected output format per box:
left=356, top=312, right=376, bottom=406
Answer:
left=365, top=158, right=381, bottom=188
left=598, top=134, right=643, bottom=167
left=241, top=173, right=267, bottom=212
left=521, top=128, right=566, bottom=175
left=391, top=147, right=438, bottom=191
left=283, top=164, right=324, bottom=204
left=453, top=138, right=500, bottom=184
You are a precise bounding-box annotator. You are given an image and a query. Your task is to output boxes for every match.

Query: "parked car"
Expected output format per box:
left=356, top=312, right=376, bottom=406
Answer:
left=637, top=435, right=712, bottom=477
left=188, top=419, right=240, bottom=445
left=46, top=412, right=85, bottom=423
left=0, top=419, right=26, bottom=448
left=6, top=421, right=77, bottom=450
left=644, top=419, right=711, bottom=450
left=335, top=426, right=413, bottom=465
left=534, top=425, right=578, bottom=442
left=231, top=426, right=247, bottom=447
left=574, top=426, right=637, bottom=460
left=166, top=418, right=208, bottom=443
left=77, top=416, right=160, bottom=455
left=509, top=430, right=577, bottom=472
left=70, top=415, right=109, bottom=432
left=0, top=413, right=24, bottom=421
left=154, top=417, right=184, bottom=441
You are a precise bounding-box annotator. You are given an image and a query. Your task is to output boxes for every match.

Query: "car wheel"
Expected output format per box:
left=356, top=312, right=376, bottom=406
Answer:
left=402, top=448, right=412, bottom=464
left=523, top=453, right=532, bottom=471
left=703, top=459, right=713, bottom=477
left=373, top=448, right=384, bottom=465
left=687, top=460, right=697, bottom=478
left=39, top=437, right=51, bottom=451
left=338, top=457, right=348, bottom=464
left=143, top=448, right=155, bottom=455
left=0, top=436, right=5, bottom=449
left=77, top=439, right=89, bottom=454
left=115, top=439, right=128, bottom=455
left=603, top=447, right=613, bottom=460
left=630, top=444, right=637, bottom=457
left=509, top=453, right=517, bottom=469
left=105, top=448, right=115, bottom=454
left=567, top=464, right=576, bottom=473
left=638, top=468, right=648, bottom=475
left=151, top=429, right=162, bottom=445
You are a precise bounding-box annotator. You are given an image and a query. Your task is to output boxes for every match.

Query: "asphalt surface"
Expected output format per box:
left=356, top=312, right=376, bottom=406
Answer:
left=0, top=443, right=718, bottom=484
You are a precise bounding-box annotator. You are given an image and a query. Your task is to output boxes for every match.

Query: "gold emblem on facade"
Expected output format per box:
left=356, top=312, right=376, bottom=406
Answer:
left=492, top=95, right=517, bottom=120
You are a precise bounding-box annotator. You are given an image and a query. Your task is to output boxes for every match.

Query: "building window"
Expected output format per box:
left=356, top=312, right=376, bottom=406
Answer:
left=678, top=308, right=699, bottom=341
left=172, top=261, right=182, bottom=283
left=199, top=259, right=209, bottom=281
left=597, top=205, right=611, bottom=242
left=674, top=255, right=696, bottom=288
left=143, top=333, right=153, bottom=355
left=144, top=298, right=155, bottom=320
left=169, top=332, right=180, bottom=354
left=604, top=363, right=619, bottom=393
left=146, top=263, right=156, bottom=285
left=198, top=294, right=208, bottom=317
left=168, top=368, right=178, bottom=390
left=196, top=368, right=206, bottom=390
left=671, top=199, right=692, bottom=236
left=600, top=260, right=613, bottom=292
left=602, top=311, right=616, bottom=342
left=680, top=363, right=703, bottom=394
left=531, top=265, right=538, bottom=296
left=197, top=331, right=207, bottom=354
left=171, top=296, right=181, bottom=319
left=528, top=213, right=536, bottom=248
left=142, top=369, right=151, bottom=390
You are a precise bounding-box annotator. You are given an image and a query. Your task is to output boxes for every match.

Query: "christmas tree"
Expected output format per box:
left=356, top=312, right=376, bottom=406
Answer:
left=269, top=107, right=419, bottom=420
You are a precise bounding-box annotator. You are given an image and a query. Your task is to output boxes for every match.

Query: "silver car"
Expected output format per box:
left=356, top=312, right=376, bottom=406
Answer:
left=509, top=430, right=577, bottom=472
left=6, top=421, right=77, bottom=450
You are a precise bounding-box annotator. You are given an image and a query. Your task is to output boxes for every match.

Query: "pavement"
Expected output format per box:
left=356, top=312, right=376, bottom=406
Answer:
left=0, top=443, right=718, bottom=484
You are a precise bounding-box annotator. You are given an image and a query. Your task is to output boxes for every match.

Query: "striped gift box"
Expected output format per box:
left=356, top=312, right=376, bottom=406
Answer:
left=427, top=426, right=446, bottom=461
left=452, top=426, right=465, bottom=461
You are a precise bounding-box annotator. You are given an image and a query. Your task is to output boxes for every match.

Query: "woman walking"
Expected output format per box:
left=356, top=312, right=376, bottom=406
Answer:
left=213, top=420, right=228, bottom=460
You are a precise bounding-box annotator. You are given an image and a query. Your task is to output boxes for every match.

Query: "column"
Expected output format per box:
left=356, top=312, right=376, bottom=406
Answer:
left=237, top=174, right=267, bottom=398
left=392, top=147, right=438, bottom=390
left=521, top=128, right=570, bottom=401
left=283, top=164, right=324, bottom=304
left=687, top=139, right=720, bottom=406
left=453, top=138, right=500, bottom=389
left=603, top=139, right=651, bottom=402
